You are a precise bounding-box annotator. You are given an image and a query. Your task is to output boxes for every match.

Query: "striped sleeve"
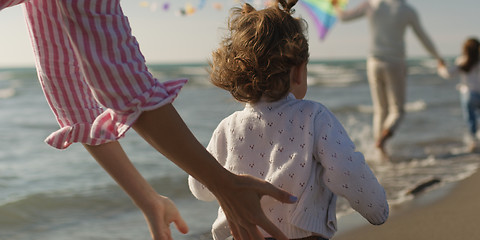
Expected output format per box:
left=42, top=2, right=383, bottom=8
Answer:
left=0, top=0, right=26, bottom=10
left=24, top=0, right=188, bottom=149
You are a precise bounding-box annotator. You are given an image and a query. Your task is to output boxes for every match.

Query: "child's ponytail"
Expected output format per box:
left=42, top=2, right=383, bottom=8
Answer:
left=242, top=2, right=255, bottom=14
left=278, top=0, right=298, bottom=14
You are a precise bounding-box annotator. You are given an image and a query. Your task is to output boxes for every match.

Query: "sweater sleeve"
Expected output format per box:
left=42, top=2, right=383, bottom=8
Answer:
left=408, top=6, right=441, bottom=60
left=313, top=108, right=389, bottom=225
left=336, top=1, right=369, bottom=22
left=188, top=126, right=226, bottom=202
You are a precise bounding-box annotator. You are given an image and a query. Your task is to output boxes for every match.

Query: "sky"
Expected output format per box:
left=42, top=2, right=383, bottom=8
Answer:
left=0, top=0, right=479, bottom=67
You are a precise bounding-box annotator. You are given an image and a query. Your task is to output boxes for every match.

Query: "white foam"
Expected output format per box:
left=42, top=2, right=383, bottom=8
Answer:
left=306, top=63, right=363, bottom=86
left=179, top=66, right=208, bottom=75
left=357, top=100, right=426, bottom=114
left=405, top=100, right=427, bottom=112
left=0, top=88, right=14, bottom=99
left=0, top=71, right=15, bottom=81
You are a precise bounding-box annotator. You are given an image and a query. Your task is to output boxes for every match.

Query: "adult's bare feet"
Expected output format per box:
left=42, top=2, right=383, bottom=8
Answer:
left=376, top=129, right=393, bottom=160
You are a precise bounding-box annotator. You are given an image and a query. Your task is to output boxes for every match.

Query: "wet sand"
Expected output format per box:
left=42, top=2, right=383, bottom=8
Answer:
left=333, top=167, right=480, bottom=240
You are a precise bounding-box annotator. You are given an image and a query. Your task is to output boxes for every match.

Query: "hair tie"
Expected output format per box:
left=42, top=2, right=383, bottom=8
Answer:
left=277, top=0, right=298, bottom=14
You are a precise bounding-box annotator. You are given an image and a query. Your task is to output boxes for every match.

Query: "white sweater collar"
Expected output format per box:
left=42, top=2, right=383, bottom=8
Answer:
left=246, top=93, right=297, bottom=109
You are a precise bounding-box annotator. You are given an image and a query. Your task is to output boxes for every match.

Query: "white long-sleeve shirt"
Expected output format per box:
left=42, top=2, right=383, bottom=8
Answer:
left=188, top=93, right=389, bottom=240
left=438, top=56, right=480, bottom=93
left=337, top=0, right=441, bottom=61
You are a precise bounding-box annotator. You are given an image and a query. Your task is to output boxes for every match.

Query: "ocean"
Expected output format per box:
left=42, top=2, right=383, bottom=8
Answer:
left=0, top=58, right=478, bottom=239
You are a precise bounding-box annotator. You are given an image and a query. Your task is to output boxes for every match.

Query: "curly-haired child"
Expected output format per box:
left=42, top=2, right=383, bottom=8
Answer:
left=188, top=1, right=389, bottom=239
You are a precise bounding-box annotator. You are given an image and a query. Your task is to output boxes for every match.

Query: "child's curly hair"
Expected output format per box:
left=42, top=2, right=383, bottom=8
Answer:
left=209, top=0, right=309, bottom=103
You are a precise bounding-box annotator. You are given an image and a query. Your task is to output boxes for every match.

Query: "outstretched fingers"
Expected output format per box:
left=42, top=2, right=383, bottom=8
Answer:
left=216, top=174, right=296, bottom=240
left=257, top=176, right=298, bottom=204
left=227, top=218, right=265, bottom=240
left=142, top=195, right=189, bottom=240
left=253, top=178, right=296, bottom=240
left=170, top=212, right=189, bottom=236
left=162, top=197, right=189, bottom=235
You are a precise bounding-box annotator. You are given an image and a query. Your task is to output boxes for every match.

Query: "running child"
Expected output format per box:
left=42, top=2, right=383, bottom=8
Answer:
left=188, top=1, right=389, bottom=239
left=438, top=37, right=480, bottom=152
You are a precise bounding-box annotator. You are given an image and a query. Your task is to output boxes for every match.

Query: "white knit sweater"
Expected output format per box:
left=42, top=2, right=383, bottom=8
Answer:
left=188, top=93, right=389, bottom=240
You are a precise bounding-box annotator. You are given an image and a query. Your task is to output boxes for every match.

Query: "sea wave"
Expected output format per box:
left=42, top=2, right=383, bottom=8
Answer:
left=370, top=148, right=480, bottom=210
left=0, top=173, right=191, bottom=214
left=0, top=87, right=15, bottom=99
left=0, top=73, right=13, bottom=81
left=306, top=63, right=366, bottom=86
left=326, top=100, right=428, bottom=115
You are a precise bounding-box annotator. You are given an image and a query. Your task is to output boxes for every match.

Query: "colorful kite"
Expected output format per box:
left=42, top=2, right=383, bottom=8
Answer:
left=300, top=0, right=349, bottom=40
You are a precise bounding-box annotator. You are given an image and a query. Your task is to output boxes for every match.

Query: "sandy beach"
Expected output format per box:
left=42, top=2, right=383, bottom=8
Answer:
left=334, top=153, right=480, bottom=240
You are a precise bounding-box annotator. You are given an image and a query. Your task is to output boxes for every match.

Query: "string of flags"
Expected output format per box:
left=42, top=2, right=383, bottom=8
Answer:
left=138, top=1, right=221, bottom=16
left=137, top=1, right=276, bottom=16
left=138, top=0, right=349, bottom=40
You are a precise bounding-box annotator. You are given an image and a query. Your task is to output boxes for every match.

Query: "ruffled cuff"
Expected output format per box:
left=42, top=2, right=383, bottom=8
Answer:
left=0, top=0, right=26, bottom=10
left=45, top=78, right=187, bottom=149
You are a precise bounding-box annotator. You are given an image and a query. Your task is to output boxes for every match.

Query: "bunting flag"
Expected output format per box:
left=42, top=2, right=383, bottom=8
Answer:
left=138, top=1, right=223, bottom=15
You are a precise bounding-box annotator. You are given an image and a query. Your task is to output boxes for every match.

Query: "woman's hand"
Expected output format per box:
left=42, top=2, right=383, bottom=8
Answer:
left=140, top=195, right=189, bottom=240
left=210, top=174, right=297, bottom=240
left=83, top=141, right=189, bottom=240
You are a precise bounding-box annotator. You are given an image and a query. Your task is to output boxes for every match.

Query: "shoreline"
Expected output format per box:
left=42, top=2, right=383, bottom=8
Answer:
left=333, top=162, right=480, bottom=240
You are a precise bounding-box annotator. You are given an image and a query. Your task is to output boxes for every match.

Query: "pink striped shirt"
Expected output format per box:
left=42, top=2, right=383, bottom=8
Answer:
left=0, top=0, right=24, bottom=9
left=2, top=0, right=186, bottom=149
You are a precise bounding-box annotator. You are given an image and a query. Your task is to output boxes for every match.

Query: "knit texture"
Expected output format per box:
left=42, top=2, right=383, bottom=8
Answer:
left=189, top=93, right=389, bottom=240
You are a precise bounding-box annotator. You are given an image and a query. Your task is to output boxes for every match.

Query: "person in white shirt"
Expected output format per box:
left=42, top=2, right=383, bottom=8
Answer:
left=188, top=1, right=389, bottom=239
left=334, top=0, right=445, bottom=157
left=438, top=38, right=480, bottom=152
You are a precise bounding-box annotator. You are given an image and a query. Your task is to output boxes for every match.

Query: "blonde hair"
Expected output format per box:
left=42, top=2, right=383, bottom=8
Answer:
left=209, top=0, right=309, bottom=103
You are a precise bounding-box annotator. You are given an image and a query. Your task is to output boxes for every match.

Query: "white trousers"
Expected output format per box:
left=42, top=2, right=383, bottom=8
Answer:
left=367, top=57, right=407, bottom=141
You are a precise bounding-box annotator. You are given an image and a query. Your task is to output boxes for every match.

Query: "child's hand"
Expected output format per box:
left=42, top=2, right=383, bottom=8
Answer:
left=437, top=58, right=446, bottom=69
left=212, top=174, right=297, bottom=240
left=141, top=194, right=189, bottom=240
left=437, top=64, right=450, bottom=79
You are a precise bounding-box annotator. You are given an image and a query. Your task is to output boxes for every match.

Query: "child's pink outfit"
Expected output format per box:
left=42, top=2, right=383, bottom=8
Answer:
left=1, top=0, right=186, bottom=149
left=189, top=93, right=389, bottom=240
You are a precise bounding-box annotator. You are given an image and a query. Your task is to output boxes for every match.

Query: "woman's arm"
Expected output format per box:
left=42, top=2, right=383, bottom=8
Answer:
left=408, top=7, right=443, bottom=61
left=83, top=141, right=189, bottom=240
